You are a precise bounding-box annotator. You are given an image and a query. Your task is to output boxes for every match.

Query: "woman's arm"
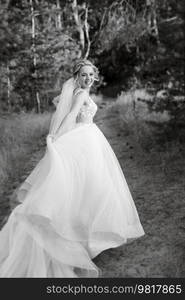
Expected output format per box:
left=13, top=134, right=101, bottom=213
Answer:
left=53, top=90, right=87, bottom=140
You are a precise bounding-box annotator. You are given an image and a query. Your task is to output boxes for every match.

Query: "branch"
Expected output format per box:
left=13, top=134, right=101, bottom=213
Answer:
left=91, top=7, right=108, bottom=45
left=158, top=16, right=178, bottom=24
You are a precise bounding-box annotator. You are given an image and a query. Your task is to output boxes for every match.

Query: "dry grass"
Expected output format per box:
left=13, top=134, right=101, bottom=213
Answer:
left=114, top=89, right=185, bottom=183
left=115, top=89, right=176, bottom=155
left=0, top=91, right=184, bottom=277
left=0, top=112, right=51, bottom=188
left=93, top=89, right=185, bottom=277
left=116, top=89, right=170, bottom=122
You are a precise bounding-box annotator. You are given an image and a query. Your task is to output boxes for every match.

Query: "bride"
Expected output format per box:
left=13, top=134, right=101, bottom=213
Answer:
left=0, top=59, right=145, bottom=277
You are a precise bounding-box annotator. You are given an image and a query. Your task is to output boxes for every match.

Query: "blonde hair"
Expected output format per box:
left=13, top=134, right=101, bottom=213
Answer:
left=73, top=59, right=99, bottom=81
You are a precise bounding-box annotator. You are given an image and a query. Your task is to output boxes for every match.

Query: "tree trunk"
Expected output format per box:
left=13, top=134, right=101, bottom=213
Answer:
left=72, top=0, right=85, bottom=56
left=146, top=0, right=159, bottom=40
left=72, top=0, right=91, bottom=59
left=56, top=0, right=62, bottom=29
left=30, top=0, right=41, bottom=113
left=7, top=63, right=11, bottom=111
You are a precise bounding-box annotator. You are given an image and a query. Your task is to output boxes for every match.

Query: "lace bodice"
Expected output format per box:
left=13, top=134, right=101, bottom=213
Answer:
left=76, top=96, right=98, bottom=124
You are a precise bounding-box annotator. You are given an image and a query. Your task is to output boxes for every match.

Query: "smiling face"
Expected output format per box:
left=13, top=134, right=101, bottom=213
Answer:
left=77, top=65, right=95, bottom=90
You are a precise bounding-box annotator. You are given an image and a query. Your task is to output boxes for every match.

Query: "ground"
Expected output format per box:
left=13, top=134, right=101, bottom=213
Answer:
left=0, top=98, right=185, bottom=278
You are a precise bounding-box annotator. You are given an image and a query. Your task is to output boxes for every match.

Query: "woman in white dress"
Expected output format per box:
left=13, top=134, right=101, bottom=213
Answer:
left=0, top=59, right=145, bottom=278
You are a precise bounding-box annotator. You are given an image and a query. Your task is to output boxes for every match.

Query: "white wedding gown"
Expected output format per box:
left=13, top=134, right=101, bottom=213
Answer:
left=0, top=95, right=144, bottom=277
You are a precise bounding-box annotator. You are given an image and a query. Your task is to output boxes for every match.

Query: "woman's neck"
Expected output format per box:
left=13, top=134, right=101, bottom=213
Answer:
left=83, top=87, right=90, bottom=94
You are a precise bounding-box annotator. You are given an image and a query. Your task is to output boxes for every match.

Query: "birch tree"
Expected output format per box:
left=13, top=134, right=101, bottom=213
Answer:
left=145, top=0, right=159, bottom=40
left=30, top=0, right=41, bottom=113
left=6, top=64, right=11, bottom=111
left=71, top=0, right=91, bottom=59
left=56, top=0, right=62, bottom=29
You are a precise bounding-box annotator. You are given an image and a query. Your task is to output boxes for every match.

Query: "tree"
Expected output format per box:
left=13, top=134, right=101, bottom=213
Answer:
left=71, top=0, right=90, bottom=58
left=30, top=0, right=41, bottom=113
left=0, top=0, right=184, bottom=111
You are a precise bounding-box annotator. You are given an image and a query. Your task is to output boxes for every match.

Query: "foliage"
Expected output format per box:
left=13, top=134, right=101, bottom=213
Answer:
left=0, top=0, right=184, bottom=111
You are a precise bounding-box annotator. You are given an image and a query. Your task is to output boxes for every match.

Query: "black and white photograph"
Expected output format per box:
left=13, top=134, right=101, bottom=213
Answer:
left=0, top=0, right=184, bottom=296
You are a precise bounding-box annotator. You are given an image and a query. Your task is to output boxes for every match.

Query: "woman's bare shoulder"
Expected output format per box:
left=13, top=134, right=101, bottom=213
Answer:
left=73, top=87, right=87, bottom=97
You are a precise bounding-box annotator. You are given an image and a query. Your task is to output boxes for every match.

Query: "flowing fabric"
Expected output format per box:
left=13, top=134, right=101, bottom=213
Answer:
left=0, top=81, right=145, bottom=278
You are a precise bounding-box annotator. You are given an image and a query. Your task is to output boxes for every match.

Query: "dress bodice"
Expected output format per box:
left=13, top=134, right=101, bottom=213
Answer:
left=76, top=96, right=98, bottom=124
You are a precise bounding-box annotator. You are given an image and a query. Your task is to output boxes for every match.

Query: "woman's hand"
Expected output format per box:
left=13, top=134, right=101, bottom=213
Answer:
left=52, top=95, right=60, bottom=107
left=48, top=134, right=57, bottom=142
left=55, top=113, right=76, bottom=138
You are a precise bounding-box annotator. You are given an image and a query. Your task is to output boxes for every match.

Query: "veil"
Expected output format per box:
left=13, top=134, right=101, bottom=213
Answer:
left=49, top=77, right=76, bottom=137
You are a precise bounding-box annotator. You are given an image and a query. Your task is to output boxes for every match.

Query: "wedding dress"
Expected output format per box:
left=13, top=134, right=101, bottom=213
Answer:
left=0, top=78, right=145, bottom=278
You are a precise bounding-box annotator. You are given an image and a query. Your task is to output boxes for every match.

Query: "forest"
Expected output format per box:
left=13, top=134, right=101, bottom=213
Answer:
left=0, top=0, right=184, bottom=113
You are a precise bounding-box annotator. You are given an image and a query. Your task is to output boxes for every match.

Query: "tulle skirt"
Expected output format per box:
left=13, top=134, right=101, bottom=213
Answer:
left=0, top=122, right=145, bottom=277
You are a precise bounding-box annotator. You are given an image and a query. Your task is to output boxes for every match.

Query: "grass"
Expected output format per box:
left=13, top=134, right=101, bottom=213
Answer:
left=0, top=90, right=184, bottom=277
left=114, top=88, right=182, bottom=155
left=0, top=112, right=51, bottom=189
left=93, top=88, right=185, bottom=277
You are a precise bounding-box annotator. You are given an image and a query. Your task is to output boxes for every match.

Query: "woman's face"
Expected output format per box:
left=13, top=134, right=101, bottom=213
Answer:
left=77, top=65, right=95, bottom=89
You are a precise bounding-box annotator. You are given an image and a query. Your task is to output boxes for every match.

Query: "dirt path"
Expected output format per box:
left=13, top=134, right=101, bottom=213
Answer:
left=0, top=99, right=185, bottom=277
